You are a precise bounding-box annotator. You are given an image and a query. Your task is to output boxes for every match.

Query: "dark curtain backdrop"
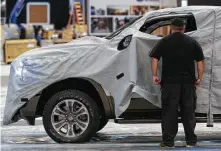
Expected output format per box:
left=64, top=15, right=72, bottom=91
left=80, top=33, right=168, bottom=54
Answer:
left=6, top=0, right=69, bottom=29
left=188, top=0, right=221, bottom=6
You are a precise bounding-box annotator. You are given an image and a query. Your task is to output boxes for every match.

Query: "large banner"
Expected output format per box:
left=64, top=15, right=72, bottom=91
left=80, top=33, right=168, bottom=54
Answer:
left=88, top=0, right=177, bottom=36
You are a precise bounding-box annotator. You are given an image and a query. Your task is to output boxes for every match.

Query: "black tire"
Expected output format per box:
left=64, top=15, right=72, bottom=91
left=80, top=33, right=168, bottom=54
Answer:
left=43, top=90, right=100, bottom=143
left=97, top=117, right=108, bottom=132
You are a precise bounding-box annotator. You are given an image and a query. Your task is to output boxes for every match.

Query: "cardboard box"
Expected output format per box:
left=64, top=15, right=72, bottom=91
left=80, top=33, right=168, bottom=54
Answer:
left=62, top=28, right=73, bottom=40
left=43, top=30, right=54, bottom=40
left=4, top=39, right=37, bottom=64
left=73, top=24, right=88, bottom=38
left=73, top=24, right=88, bottom=33
left=42, top=25, right=54, bottom=40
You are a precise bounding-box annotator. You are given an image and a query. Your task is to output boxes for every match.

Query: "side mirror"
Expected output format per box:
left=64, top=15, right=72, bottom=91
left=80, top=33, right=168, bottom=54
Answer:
left=117, top=35, right=133, bottom=51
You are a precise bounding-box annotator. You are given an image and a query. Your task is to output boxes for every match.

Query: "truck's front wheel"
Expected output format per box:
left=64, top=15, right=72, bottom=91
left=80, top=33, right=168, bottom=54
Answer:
left=43, top=90, right=100, bottom=143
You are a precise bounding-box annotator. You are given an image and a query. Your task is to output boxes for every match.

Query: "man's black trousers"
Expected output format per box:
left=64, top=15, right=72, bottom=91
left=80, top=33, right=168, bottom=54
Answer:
left=161, top=84, right=197, bottom=146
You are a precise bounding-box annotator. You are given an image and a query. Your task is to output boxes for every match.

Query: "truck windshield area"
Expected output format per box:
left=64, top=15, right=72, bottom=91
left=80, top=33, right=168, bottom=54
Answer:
left=105, top=16, right=142, bottom=40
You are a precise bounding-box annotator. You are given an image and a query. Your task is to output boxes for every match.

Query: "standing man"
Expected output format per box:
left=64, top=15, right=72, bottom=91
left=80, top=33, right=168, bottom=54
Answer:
left=149, top=18, right=205, bottom=148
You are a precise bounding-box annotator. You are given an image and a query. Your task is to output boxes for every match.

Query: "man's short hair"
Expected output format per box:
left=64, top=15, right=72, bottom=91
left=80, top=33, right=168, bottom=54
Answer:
left=171, top=18, right=185, bottom=28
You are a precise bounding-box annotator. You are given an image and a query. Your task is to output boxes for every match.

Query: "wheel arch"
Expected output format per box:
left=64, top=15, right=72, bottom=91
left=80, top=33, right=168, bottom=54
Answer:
left=36, top=78, right=114, bottom=120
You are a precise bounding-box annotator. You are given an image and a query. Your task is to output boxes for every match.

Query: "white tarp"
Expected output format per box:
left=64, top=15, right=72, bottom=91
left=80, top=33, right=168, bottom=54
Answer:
left=3, top=6, right=221, bottom=125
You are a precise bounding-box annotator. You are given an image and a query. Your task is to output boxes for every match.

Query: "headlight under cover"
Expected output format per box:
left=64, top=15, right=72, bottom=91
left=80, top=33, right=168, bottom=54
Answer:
left=117, top=35, right=133, bottom=51
left=21, top=66, right=40, bottom=84
left=15, top=58, right=49, bottom=84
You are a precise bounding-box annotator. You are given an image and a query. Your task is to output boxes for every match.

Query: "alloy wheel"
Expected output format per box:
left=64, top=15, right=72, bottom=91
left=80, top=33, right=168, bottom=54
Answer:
left=51, top=99, right=90, bottom=138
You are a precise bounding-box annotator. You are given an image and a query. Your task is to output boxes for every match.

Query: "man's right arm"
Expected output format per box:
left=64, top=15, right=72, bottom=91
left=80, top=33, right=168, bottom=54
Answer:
left=193, top=40, right=205, bottom=85
left=197, top=61, right=204, bottom=80
left=149, top=39, right=164, bottom=85
left=196, top=60, right=204, bottom=85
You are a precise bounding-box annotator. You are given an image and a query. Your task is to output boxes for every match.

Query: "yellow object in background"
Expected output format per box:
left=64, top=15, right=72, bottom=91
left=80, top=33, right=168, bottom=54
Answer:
left=62, top=28, right=73, bottom=40
left=0, top=25, right=2, bottom=41
left=73, top=24, right=88, bottom=38
left=4, top=39, right=37, bottom=64
left=43, top=30, right=54, bottom=40
left=73, top=24, right=87, bottom=33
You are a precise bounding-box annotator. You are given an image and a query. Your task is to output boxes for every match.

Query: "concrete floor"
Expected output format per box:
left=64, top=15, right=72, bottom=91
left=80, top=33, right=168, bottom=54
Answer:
left=1, top=64, right=221, bottom=151
left=1, top=121, right=221, bottom=151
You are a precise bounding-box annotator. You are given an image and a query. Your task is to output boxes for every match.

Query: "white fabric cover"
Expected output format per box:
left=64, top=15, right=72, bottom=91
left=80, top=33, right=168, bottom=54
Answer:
left=3, top=6, right=221, bottom=125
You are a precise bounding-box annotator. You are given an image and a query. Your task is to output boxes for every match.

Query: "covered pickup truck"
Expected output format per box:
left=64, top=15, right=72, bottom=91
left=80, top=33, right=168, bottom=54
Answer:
left=3, top=6, right=221, bottom=143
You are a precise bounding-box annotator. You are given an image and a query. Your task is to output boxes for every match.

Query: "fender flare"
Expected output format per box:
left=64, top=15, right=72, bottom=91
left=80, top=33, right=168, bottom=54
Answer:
left=20, top=78, right=115, bottom=125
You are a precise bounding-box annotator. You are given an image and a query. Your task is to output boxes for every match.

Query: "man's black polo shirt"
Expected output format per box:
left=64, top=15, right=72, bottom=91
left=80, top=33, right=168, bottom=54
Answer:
left=149, top=32, right=205, bottom=84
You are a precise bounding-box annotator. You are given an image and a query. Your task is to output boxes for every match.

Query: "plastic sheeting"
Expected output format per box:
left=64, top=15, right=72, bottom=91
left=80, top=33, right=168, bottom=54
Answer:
left=3, top=6, right=221, bottom=125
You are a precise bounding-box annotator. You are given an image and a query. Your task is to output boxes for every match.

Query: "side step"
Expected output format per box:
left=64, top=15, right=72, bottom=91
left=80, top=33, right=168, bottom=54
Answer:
left=114, top=117, right=221, bottom=124
left=114, top=118, right=161, bottom=124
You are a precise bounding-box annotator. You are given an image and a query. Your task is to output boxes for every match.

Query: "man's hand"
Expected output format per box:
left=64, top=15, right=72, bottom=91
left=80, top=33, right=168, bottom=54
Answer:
left=153, top=76, right=160, bottom=85
left=151, top=58, right=160, bottom=85
left=195, top=79, right=201, bottom=86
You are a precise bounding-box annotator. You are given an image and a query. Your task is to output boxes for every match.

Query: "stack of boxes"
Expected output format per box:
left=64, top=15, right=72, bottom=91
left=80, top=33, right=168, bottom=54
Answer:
left=3, top=24, right=37, bottom=64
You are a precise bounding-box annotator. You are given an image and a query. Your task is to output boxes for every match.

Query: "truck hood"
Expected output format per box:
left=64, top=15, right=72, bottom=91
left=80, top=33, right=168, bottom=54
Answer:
left=10, top=35, right=113, bottom=88
left=17, top=36, right=108, bottom=60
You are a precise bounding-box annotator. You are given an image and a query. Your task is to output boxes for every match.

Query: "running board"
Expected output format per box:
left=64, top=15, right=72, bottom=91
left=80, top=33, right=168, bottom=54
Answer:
left=114, top=118, right=221, bottom=125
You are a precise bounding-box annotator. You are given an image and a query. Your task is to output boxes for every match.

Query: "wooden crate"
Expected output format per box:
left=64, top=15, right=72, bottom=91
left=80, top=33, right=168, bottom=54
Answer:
left=4, top=39, right=37, bottom=64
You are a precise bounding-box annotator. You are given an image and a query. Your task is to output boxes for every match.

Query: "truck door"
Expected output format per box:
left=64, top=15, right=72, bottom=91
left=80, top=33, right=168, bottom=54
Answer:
left=127, top=13, right=198, bottom=115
